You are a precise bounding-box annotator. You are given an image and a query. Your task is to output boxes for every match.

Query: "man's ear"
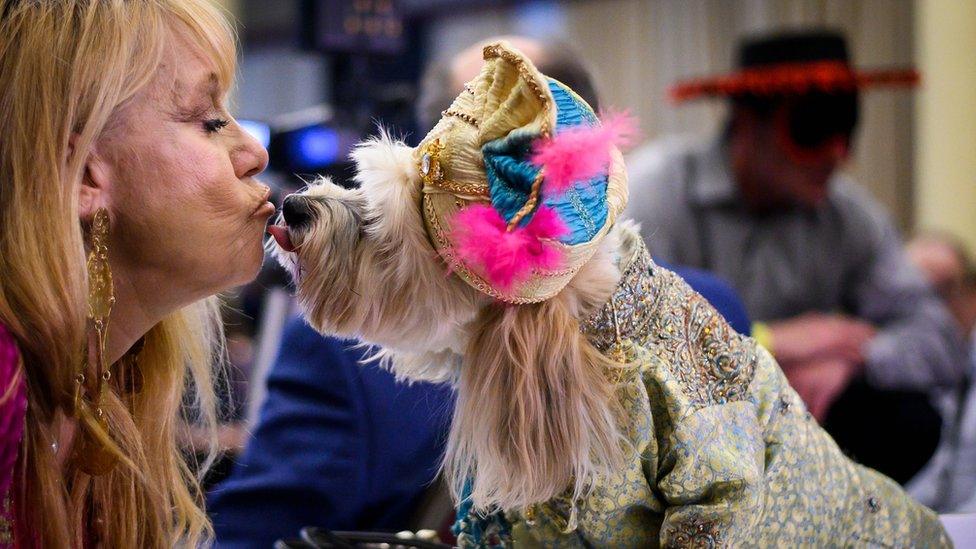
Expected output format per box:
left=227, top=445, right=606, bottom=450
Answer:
left=74, top=135, right=112, bottom=221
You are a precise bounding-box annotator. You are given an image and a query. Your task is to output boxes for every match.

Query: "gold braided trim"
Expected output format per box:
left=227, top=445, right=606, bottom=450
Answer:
left=482, top=42, right=555, bottom=232
left=442, top=109, right=480, bottom=128
left=433, top=180, right=489, bottom=196
left=507, top=170, right=544, bottom=231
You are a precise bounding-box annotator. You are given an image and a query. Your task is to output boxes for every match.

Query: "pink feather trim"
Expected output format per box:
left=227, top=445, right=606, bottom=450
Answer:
left=530, top=111, right=638, bottom=195
left=450, top=204, right=569, bottom=293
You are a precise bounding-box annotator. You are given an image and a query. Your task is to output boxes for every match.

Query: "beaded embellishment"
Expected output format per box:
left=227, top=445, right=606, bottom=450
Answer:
left=419, top=139, right=489, bottom=197
left=580, top=241, right=758, bottom=409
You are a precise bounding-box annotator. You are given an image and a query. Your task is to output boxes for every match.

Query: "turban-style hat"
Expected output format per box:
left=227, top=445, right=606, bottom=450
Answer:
left=415, top=41, right=633, bottom=304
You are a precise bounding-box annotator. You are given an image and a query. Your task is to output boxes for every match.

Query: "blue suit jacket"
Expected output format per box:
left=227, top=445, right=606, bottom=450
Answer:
left=208, top=320, right=455, bottom=548
left=666, top=262, right=751, bottom=336
left=208, top=267, right=748, bottom=548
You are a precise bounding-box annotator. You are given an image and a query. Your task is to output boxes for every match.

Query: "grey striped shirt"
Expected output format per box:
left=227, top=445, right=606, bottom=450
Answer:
left=625, top=137, right=967, bottom=390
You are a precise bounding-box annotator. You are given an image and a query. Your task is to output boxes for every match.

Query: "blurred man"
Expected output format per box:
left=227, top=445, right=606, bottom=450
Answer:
left=906, top=233, right=976, bottom=511
left=626, top=29, right=967, bottom=483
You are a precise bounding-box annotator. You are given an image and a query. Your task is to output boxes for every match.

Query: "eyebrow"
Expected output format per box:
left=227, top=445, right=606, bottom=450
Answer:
left=171, top=72, right=220, bottom=112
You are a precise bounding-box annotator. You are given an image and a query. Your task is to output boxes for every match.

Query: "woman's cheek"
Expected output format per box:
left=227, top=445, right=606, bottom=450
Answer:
left=171, top=144, right=265, bottom=284
left=206, top=180, right=266, bottom=282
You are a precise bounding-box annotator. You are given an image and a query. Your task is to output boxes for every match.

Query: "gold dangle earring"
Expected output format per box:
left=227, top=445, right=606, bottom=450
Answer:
left=70, top=207, right=120, bottom=476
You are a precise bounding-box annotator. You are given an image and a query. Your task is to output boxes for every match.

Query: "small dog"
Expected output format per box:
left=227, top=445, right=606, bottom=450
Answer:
left=268, top=43, right=948, bottom=547
left=268, top=131, right=629, bottom=512
left=267, top=42, right=950, bottom=547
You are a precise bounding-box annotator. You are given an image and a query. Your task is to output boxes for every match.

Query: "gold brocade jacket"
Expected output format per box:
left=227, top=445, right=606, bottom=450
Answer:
left=455, top=229, right=950, bottom=548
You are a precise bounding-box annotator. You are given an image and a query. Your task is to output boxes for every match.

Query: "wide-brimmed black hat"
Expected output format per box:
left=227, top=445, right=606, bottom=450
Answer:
left=670, top=29, right=918, bottom=102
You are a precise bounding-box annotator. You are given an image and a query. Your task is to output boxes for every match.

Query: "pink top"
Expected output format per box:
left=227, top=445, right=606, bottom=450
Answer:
left=0, top=323, right=26, bottom=548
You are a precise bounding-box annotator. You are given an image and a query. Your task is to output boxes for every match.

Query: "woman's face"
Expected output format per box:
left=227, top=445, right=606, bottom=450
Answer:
left=93, top=25, right=272, bottom=305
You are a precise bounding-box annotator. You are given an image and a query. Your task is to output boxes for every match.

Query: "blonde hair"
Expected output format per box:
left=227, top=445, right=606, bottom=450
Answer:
left=447, top=296, right=627, bottom=511
left=0, top=0, right=236, bottom=546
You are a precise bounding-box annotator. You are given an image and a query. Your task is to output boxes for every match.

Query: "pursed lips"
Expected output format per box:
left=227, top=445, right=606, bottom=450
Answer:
left=250, top=184, right=275, bottom=218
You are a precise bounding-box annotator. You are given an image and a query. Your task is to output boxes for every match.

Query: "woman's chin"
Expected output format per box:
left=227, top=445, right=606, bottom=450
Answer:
left=224, top=242, right=269, bottom=290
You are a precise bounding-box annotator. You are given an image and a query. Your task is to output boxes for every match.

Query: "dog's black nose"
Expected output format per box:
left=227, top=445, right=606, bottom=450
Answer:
left=282, top=195, right=313, bottom=227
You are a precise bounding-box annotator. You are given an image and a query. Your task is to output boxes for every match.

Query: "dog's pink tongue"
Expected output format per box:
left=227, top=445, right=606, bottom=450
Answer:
left=267, top=225, right=296, bottom=252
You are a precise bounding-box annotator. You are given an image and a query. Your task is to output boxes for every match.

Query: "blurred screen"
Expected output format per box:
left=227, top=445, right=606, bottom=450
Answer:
left=268, top=122, right=360, bottom=174
left=312, top=0, right=404, bottom=55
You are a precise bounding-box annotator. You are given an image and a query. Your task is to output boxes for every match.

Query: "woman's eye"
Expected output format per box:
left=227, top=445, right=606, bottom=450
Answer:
left=202, top=118, right=230, bottom=134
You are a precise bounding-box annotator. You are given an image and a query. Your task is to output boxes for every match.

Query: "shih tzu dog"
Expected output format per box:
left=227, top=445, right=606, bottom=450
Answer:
left=267, top=121, right=631, bottom=510
left=267, top=41, right=949, bottom=548
left=267, top=42, right=637, bottom=517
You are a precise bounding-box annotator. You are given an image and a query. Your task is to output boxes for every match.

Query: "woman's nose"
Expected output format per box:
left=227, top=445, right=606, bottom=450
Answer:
left=233, top=123, right=270, bottom=179
left=282, top=195, right=313, bottom=227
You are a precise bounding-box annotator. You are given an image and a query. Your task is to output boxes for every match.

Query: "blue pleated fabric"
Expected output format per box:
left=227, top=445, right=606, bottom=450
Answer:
left=480, top=79, right=610, bottom=246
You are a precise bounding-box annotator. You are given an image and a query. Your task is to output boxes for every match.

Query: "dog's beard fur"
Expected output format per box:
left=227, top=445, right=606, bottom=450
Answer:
left=269, top=132, right=485, bottom=383
left=271, top=131, right=630, bottom=512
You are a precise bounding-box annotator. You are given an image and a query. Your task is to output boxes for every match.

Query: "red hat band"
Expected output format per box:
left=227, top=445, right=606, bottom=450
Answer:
left=670, top=60, right=919, bottom=103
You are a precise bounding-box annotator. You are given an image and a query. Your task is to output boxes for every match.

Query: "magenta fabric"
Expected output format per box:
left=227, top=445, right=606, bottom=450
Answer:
left=0, top=323, right=26, bottom=547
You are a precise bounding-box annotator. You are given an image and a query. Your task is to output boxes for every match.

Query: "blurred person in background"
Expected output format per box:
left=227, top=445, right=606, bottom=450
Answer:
left=626, top=29, right=968, bottom=483
left=905, top=233, right=976, bottom=511
left=207, top=319, right=454, bottom=548
left=907, top=233, right=976, bottom=339
left=180, top=301, right=261, bottom=491
left=416, top=35, right=599, bottom=131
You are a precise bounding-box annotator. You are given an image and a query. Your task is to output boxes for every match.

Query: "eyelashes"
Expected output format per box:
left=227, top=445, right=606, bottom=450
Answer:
left=203, top=117, right=230, bottom=134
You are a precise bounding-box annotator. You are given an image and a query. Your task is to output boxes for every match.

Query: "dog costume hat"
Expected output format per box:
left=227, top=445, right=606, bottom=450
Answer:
left=272, top=42, right=949, bottom=548
left=415, top=42, right=632, bottom=304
